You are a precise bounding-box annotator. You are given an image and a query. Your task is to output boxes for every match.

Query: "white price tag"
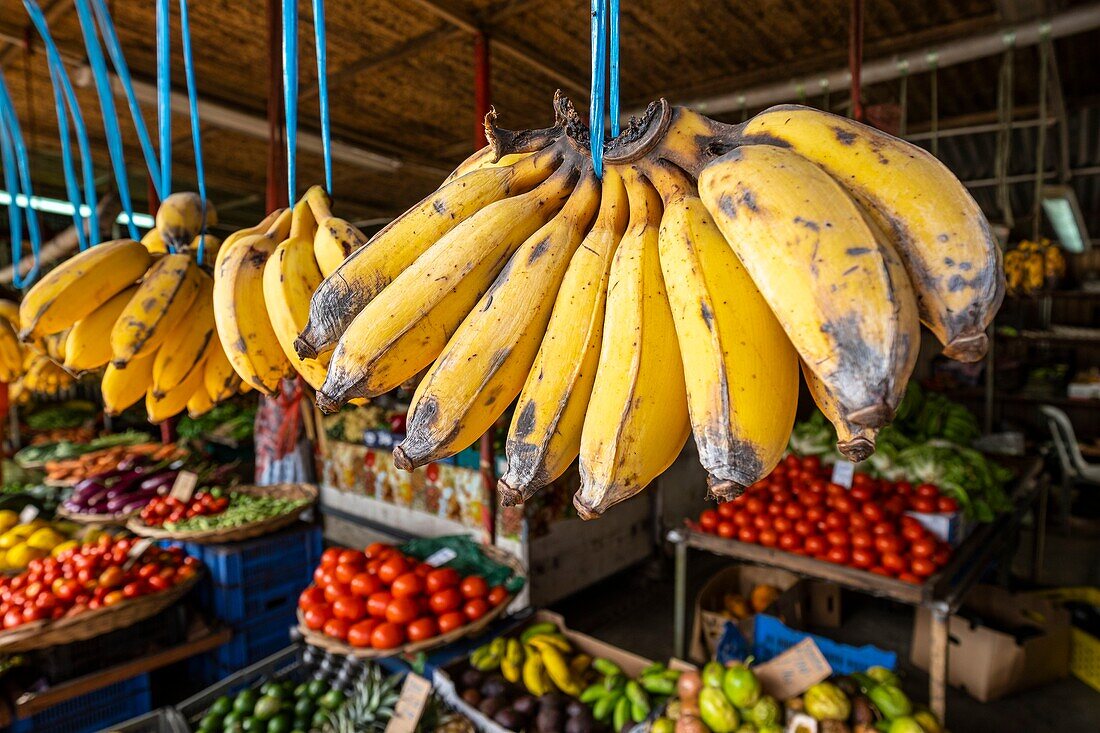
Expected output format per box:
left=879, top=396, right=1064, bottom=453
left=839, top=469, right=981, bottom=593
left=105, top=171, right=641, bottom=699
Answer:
left=124, top=538, right=155, bottom=570
left=18, top=505, right=39, bottom=524
left=385, top=674, right=432, bottom=733
left=424, top=547, right=457, bottom=567
left=169, top=471, right=199, bottom=502
left=830, top=461, right=855, bottom=488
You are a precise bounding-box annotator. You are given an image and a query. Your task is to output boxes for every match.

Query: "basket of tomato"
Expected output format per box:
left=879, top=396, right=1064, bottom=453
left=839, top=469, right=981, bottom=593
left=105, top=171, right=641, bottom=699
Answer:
left=691, top=454, right=956, bottom=584
left=0, top=534, right=201, bottom=652
left=296, top=540, right=523, bottom=658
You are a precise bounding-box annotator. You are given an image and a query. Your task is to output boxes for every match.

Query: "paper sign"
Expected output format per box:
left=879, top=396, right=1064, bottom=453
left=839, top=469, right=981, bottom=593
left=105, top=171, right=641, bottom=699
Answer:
left=169, top=471, right=199, bottom=502
left=830, top=460, right=855, bottom=488
left=385, top=673, right=432, bottom=733
left=424, top=547, right=457, bottom=567
left=18, top=505, right=39, bottom=524
left=754, top=638, right=832, bottom=700
left=123, top=538, right=155, bottom=570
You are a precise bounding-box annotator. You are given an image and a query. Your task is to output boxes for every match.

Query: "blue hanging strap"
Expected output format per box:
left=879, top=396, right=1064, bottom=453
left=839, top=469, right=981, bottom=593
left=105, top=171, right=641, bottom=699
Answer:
left=283, top=0, right=299, bottom=203
left=178, top=0, right=208, bottom=263
left=0, top=73, right=43, bottom=287
left=24, top=0, right=99, bottom=246
left=589, top=0, right=607, bottom=176
left=73, top=0, right=139, bottom=240
left=49, top=64, right=87, bottom=252
left=89, top=0, right=164, bottom=202
left=608, top=0, right=620, bottom=137
left=312, top=0, right=331, bottom=194
left=157, top=0, right=171, bottom=198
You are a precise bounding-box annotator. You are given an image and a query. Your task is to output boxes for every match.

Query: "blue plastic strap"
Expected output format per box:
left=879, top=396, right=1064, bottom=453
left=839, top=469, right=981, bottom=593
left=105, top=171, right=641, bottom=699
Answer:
left=608, top=0, right=620, bottom=137
left=312, top=0, right=331, bottom=193
left=50, top=64, right=87, bottom=252
left=589, top=0, right=607, bottom=176
left=89, top=0, right=164, bottom=201
left=283, top=0, right=299, bottom=203
left=178, top=0, right=208, bottom=262
left=0, top=74, right=42, bottom=287
left=74, top=0, right=139, bottom=240
left=157, top=0, right=171, bottom=198
left=24, top=0, right=100, bottom=245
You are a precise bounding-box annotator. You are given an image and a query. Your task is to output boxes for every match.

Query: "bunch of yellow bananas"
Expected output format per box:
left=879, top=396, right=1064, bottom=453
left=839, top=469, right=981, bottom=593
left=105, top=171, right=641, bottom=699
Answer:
left=1004, top=237, right=1066, bottom=296
left=285, top=93, right=1002, bottom=518
left=17, top=192, right=248, bottom=423
left=0, top=299, right=27, bottom=383
left=209, top=185, right=365, bottom=398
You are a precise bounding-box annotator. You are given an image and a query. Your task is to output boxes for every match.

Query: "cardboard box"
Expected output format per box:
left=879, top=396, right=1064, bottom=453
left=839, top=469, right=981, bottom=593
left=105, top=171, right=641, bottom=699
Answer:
left=689, top=564, right=802, bottom=663
left=911, top=585, right=1071, bottom=702
left=434, top=610, right=657, bottom=733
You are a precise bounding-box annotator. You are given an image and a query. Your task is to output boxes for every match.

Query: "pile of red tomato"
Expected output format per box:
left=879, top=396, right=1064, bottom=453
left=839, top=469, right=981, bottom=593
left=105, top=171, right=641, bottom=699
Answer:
left=298, top=543, right=509, bottom=650
left=694, top=455, right=956, bottom=583
left=0, top=535, right=198, bottom=630
left=140, top=491, right=230, bottom=526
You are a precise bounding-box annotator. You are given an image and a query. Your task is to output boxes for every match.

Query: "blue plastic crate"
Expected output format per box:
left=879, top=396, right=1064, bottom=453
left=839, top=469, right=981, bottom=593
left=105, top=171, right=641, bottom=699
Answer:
left=11, top=673, right=151, bottom=733
left=752, top=614, right=897, bottom=673
left=206, top=575, right=304, bottom=625
left=188, top=606, right=298, bottom=684
left=163, top=523, right=322, bottom=589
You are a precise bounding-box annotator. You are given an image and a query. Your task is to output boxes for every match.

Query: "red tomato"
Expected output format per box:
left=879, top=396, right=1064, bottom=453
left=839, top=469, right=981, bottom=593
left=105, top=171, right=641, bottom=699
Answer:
left=122, top=582, right=144, bottom=598
left=147, top=575, right=171, bottom=592
left=932, top=546, right=952, bottom=567
left=937, top=496, right=959, bottom=513
left=323, top=618, right=350, bottom=640
left=894, top=481, right=913, bottom=496
left=304, top=605, right=331, bottom=630
left=390, top=573, right=424, bottom=599
left=784, top=503, right=805, bottom=520
left=323, top=582, right=350, bottom=604
left=367, top=592, right=394, bottom=618
left=321, top=548, right=342, bottom=568
left=716, top=522, right=736, bottom=539
left=460, top=576, right=488, bottom=599
left=752, top=514, right=772, bottom=532
left=872, top=521, right=896, bottom=536
left=429, top=588, right=463, bottom=614
left=3, top=609, right=22, bottom=628
left=910, top=538, right=936, bottom=559
left=299, top=586, right=326, bottom=609
left=464, top=598, right=490, bottom=621
left=699, top=509, right=719, bottom=532
left=365, top=542, right=392, bottom=559
left=794, top=519, right=815, bottom=537
left=778, top=532, right=801, bottom=551
left=772, top=516, right=793, bottom=534
left=338, top=549, right=365, bottom=567
left=850, top=531, right=874, bottom=550
left=334, top=563, right=360, bottom=585
left=897, top=572, right=921, bottom=584
left=407, top=617, right=439, bottom=642
left=875, top=534, right=903, bottom=555
left=437, top=611, right=466, bottom=633
left=487, top=586, right=508, bottom=606
left=98, top=566, right=124, bottom=589
left=901, top=523, right=928, bottom=543
left=881, top=553, right=907, bottom=574
left=785, top=455, right=801, bottom=470
left=826, top=483, right=847, bottom=497
left=773, top=489, right=793, bottom=504
left=745, top=497, right=766, bottom=514
left=425, top=568, right=461, bottom=593
left=385, top=597, right=419, bottom=624
left=801, top=455, right=822, bottom=472
left=55, top=580, right=80, bottom=603
left=916, top=483, right=940, bottom=499
left=738, top=527, right=759, bottom=544
left=911, top=497, right=937, bottom=514
left=826, top=530, right=849, bottom=547
left=733, top=512, right=752, bottom=528
left=716, top=502, right=735, bottom=519
left=414, top=563, right=434, bottom=578
left=862, top=503, right=885, bottom=523
left=849, top=485, right=874, bottom=503
left=333, top=596, right=365, bottom=621
left=910, top=557, right=936, bottom=577
left=313, top=566, right=333, bottom=586
left=347, top=619, right=380, bottom=647
left=803, top=535, right=827, bottom=556
left=378, top=556, right=409, bottom=585
left=884, top=496, right=908, bottom=516
left=350, top=573, right=382, bottom=598
left=758, top=529, right=778, bottom=548
left=799, top=491, right=823, bottom=507
left=850, top=548, right=876, bottom=569
left=371, top=622, right=405, bottom=649
left=824, top=512, right=848, bottom=531
left=869, top=566, right=892, bottom=577
left=848, top=513, right=870, bottom=531
left=825, top=546, right=850, bottom=565
left=832, top=495, right=855, bottom=514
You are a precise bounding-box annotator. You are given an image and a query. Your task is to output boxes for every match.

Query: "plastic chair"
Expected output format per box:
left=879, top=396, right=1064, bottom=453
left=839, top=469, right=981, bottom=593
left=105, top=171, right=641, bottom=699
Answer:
left=1041, top=405, right=1100, bottom=530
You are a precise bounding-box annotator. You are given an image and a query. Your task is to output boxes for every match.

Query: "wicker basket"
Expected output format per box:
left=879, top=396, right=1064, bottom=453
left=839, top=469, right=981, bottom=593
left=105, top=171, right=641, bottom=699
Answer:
left=56, top=504, right=142, bottom=525
left=297, top=544, right=525, bottom=659
left=126, top=484, right=318, bottom=544
left=0, top=568, right=201, bottom=652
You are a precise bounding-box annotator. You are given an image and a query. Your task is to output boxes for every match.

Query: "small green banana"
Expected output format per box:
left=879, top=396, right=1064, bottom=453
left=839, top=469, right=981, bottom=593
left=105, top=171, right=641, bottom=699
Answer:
left=520, top=622, right=559, bottom=642
left=592, top=657, right=623, bottom=677
left=613, top=695, right=631, bottom=732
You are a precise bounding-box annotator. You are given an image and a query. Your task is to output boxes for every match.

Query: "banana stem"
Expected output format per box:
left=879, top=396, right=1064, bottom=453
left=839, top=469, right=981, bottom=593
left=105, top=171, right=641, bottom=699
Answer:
left=288, top=198, right=316, bottom=240
left=302, top=184, right=333, bottom=222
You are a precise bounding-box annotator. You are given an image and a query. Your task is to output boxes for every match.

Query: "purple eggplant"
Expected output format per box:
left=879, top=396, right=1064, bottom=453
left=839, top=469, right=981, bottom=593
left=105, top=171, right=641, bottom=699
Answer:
left=119, top=496, right=154, bottom=513
left=140, top=471, right=178, bottom=492
left=73, top=480, right=109, bottom=502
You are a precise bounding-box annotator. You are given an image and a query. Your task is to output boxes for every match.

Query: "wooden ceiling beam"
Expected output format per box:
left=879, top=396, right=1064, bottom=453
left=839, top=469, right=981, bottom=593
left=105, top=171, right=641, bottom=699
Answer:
left=0, top=0, right=67, bottom=68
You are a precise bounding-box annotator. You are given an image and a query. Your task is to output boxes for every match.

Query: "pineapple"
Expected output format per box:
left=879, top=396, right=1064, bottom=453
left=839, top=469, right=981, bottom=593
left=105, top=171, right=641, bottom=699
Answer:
left=323, top=665, right=401, bottom=733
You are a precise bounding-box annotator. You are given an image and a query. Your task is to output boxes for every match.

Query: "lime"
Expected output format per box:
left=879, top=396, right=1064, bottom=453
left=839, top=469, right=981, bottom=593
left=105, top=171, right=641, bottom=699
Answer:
left=210, top=695, right=233, bottom=717
left=311, top=709, right=331, bottom=729
left=318, top=689, right=345, bottom=711
left=242, top=716, right=267, bottom=732
left=254, top=695, right=282, bottom=722
left=266, top=713, right=293, bottom=733
left=234, top=690, right=259, bottom=715
left=198, top=713, right=221, bottom=732
left=224, top=724, right=244, bottom=733
left=222, top=711, right=243, bottom=727
left=306, top=679, right=328, bottom=699
left=293, top=683, right=307, bottom=698
left=293, top=697, right=316, bottom=719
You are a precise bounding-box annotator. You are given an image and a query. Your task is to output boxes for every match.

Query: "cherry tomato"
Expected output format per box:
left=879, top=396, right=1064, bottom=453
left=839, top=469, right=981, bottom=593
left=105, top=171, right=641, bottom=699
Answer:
left=911, top=497, right=937, bottom=514
left=744, top=497, right=766, bottom=515
left=805, top=506, right=826, bottom=524
left=850, top=531, right=874, bottom=550
left=333, top=562, right=358, bottom=585
left=716, top=522, right=736, bottom=539
left=875, top=534, right=903, bottom=555
left=377, top=556, right=410, bottom=585
left=910, top=538, right=936, bottom=559
left=98, top=566, right=124, bottom=589
left=794, top=519, right=815, bottom=537
left=699, top=509, right=719, bottom=532
left=429, top=588, right=463, bottom=614
left=147, top=575, right=170, bottom=592
left=367, top=592, right=394, bottom=618
left=390, top=573, right=424, bottom=599
left=414, top=563, right=434, bottom=578
left=894, top=481, right=913, bottom=496
left=937, top=496, right=959, bottom=513
left=824, top=512, right=848, bottom=531
left=460, top=576, right=488, bottom=599
left=385, top=597, right=419, bottom=624
left=850, top=548, right=876, bottom=569
left=738, top=527, right=758, bottom=544
left=437, top=611, right=467, bottom=634
left=803, top=535, right=827, bottom=556
left=772, top=516, right=793, bottom=534
left=801, top=456, right=822, bottom=472
left=758, top=529, right=778, bottom=548
left=333, top=596, right=366, bottom=621
left=825, top=546, right=850, bottom=565
left=872, top=521, right=896, bottom=536
left=733, top=512, right=752, bottom=528
left=910, top=557, right=936, bottom=577
left=350, top=573, right=382, bottom=598
left=784, top=503, right=805, bottom=520
left=884, top=496, right=908, bottom=516
left=881, top=553, right=907, bottom=574
left=751, top=514, right=771, bottom=532
left=313, top=566, right=333, bottom=586
left=785, top=455, right=801, bottom=470
left=716, top=502, right=735, bottom=519
left=849, top=485, right=874, bottom=503
left=779, top=532, right=801, bottom=551
left=901, top=523, right=928, bottom=543
left=869, top=566, right=892, bottom=577
left=932, top=545, right=953, bottom=567
left=848, top=513, right=870, bottom=531
left=487, top=586, right=508, bottom=606
left=464, top=598, right=490, bottom=621
left=298, top=586, right=326, bottom=609
left=916, top=483, right=940, bottom=499
left=862, top=503, right=885, bottom=523
left=799, top=491, right=823, bottom=507
left=122, top=582, right=144, bottom=598
left=897, top=572, right=922, bottom=584
left=407, top=617, right=440, bottom=642
left=826, top=530, right=849, bottom=547
left=371, top=622, right=405, bottom=649
left=3, top=609, right=22, bottom=628
left=321, top=548, right=342, bottom=568
left=832, top=495, right=855, bottom=514
left=323, top=618, right=350, bottom=640
left=347, top=619, right=380, bottom=647
left=767, top=502, right=785, bottom=517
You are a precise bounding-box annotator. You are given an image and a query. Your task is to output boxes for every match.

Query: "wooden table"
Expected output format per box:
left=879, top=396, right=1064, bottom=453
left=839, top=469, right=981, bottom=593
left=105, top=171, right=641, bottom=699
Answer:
left=668, top=458, right=1044, bottom=722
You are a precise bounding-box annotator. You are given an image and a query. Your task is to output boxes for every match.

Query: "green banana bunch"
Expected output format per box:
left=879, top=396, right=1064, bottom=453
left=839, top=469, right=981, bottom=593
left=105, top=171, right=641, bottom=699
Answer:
left=469, top=638, right=506, bottom=671
left=519, top=621, right=558, bottom=642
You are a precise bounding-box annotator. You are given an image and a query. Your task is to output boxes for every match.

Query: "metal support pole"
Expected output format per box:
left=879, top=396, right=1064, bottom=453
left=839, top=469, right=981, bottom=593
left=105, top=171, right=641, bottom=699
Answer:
left=672, top=531, right=688, bottom=660
left=473, top=31, right=491, bottom=149
left=929, top=606, right=950, bottom=722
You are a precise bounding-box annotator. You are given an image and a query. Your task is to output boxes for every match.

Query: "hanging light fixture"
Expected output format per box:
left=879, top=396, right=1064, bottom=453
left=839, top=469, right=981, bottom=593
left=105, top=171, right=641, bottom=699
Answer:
left=1041, top=184, right=1091, bottom=253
